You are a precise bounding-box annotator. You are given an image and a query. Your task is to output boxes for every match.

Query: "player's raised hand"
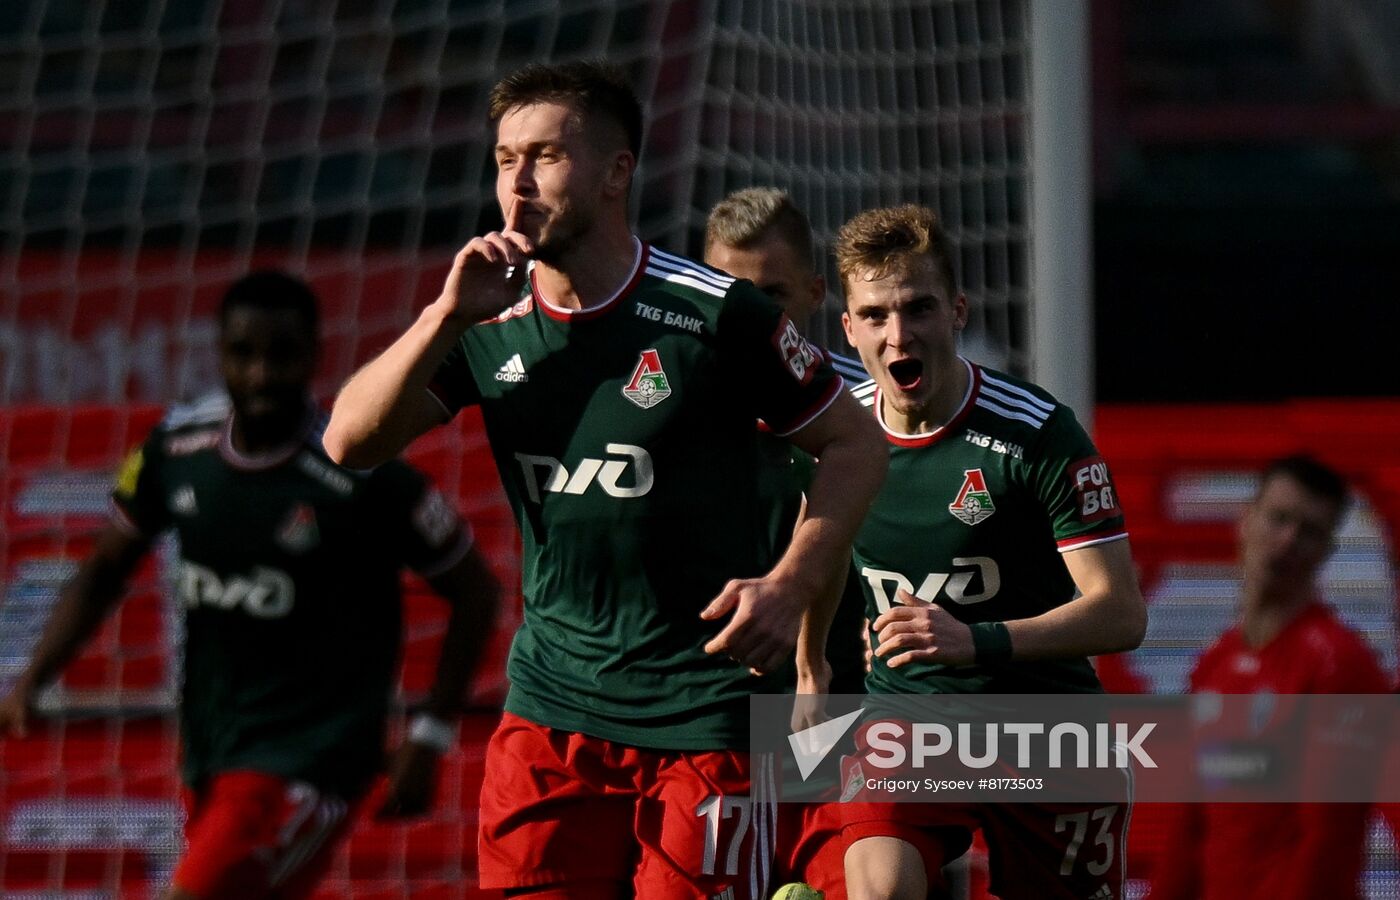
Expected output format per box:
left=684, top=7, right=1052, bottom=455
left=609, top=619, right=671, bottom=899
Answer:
left=431, top=200, right=535, bottom=325
left=375, top=740, right=441, bottom=820
left=872, top=589, right=975, bottom=668
left=701, top=576, right=805, bottom=675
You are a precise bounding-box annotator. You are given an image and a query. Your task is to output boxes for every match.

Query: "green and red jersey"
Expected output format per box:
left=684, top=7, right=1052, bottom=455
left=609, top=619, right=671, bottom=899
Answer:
left=756, top=347, right=871, bottom=695
left=852, top=359, right=1128, bottom=695
left=429, top=241, right=842, bottom=749
left=111, top=394, right=470, bottom=794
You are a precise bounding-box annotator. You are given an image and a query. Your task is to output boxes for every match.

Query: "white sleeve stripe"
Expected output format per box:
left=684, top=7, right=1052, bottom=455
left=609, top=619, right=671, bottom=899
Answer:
left=1057, top=531, right=1130, bottom=553
left=830, top=361, right=869, bottom=385
left=974, top=397, right=1047, bottom=429
left=646, top=256, right=735, bottom=290
left=647, top=247, right=735, bottom=287
left=828, top=351, right=867, bottom=373
left=771, top=378, right=842, bottom=437
left=415, top=524, right=476, bottom=579
left=646, top=253, right=734, bottom=290
left=851, top=378, right=878, bottom=395
left=644, top=267, right=728, bottom=298
left=980, top=372, right=1056, bottom=413
left=979, top=384, right=1050, bottom=422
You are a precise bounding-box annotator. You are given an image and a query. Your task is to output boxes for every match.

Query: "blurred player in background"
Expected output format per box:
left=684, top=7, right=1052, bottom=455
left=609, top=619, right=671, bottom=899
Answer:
left=704, top=186, right=868, bottom=898
left=1149, top=455, right=1388, bottom=900
left=0, top=271, right=501, bottom=900
left=833, top=205, right=1146, bottom=900
left=323, top=61, right=885, bottom=899
left=706, top=187, right=867, bottom=388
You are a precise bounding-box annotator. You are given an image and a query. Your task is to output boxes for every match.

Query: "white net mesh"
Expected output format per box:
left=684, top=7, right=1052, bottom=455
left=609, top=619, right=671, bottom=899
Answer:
left=0, top=0, right=1030, bottom=410
left=0, top=1, right=1031, bottom=895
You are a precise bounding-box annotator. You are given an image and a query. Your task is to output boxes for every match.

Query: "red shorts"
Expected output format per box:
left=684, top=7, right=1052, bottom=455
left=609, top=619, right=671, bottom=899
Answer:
left=478, top=711, right=776, bottom=899
left=774, top=802, right=847, bottom=900
left=842, top=800, right=1130, bottom=900
left=171, top=770, right=355, bottom=900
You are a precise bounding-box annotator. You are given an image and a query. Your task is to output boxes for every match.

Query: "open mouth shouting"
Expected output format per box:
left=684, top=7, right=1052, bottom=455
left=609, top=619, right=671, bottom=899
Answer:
left=887, top=357, right=924, bottom=392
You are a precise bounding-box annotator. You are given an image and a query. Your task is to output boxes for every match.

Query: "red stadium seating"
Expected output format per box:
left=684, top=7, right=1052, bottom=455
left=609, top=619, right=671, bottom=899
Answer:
left=5, top=400, right=1399, bottom=897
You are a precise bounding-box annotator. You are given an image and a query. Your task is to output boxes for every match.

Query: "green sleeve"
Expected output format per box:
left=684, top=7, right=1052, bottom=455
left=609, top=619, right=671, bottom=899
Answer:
left=110, top=429, right=171, bottom=537
left=1025, top=405, right=1127, bottom=549
left=427, top=337, right=483, bottom=416
left=716, top=282, right=842, bottom=436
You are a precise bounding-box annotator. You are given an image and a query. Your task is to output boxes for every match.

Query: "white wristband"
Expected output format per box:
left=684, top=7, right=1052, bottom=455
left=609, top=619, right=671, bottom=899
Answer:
left=408, top=714, right=456, bottom=752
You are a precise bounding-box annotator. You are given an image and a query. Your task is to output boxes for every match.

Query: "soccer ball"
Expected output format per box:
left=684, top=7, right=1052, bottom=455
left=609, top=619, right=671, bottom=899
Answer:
left=771, top=884, right=824, bottom=900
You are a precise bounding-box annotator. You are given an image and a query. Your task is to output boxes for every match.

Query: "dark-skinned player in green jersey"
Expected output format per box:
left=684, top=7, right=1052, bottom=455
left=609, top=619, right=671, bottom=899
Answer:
left=0, top=271, right=501, bottom=900
left=832, top=206, right=1146, bottom=900
left=324, top=62, right=885, bottom=900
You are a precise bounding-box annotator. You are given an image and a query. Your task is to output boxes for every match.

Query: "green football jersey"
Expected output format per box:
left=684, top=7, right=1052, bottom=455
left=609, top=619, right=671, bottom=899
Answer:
left=756, top=435, right=867, bottom=695
left=429, top=241, right=842, bottom=750
left=853, top=360, right=1128, bottom=695
left=111, top=394, right=470, bottom=795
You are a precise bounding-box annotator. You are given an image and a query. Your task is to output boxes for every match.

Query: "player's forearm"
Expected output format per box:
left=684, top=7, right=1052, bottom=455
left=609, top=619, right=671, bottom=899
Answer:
left=423, top=551, right=502, bottom=719
left=18, top=551, right=135, bottom=694
left=1004, top=588, right=1146, bottom=659
left=324, top=301, right=465, bottom=468
left=1004, top=540, right=1146, bottom=660
left=795, top=553, right=849, bottom=687
left=771, top=425, right=885, bottom=604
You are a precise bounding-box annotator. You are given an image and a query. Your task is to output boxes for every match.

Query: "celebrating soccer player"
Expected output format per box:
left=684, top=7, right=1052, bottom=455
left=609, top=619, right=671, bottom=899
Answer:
left=704, top=186, right=868, bottom=898
left=831, top=205, right=1146, bottom=900
left=322, top=62, right=885, bottom=899
left=0, top=271, right=501, bottom=900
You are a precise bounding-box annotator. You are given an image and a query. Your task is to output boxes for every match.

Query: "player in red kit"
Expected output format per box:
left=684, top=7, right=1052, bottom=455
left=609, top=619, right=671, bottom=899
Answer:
left=1149, top=455, right=1389, bottom=900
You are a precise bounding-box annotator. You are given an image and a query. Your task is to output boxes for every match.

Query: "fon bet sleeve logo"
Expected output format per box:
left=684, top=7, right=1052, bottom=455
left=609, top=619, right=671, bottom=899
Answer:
left=1067, top=456, right=1118, bottom=523
left=949, top=468, right=996, bottom=525
left=622, top=348, right=672, bottom=409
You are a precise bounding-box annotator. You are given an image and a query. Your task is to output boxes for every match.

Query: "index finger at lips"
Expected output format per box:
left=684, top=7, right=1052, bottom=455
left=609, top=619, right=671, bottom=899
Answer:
left=503, top=200, right=536, bottom=254
left=504, top=229, right=534, bottom=256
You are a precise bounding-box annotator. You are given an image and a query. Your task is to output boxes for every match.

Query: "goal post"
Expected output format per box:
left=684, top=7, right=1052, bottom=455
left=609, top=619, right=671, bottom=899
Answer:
left=1028, top=0, right=1095, bottom=424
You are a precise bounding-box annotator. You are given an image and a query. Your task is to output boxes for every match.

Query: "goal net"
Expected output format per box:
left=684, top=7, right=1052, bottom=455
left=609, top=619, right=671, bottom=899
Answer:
left=0, top=1, right=1032, bottom=896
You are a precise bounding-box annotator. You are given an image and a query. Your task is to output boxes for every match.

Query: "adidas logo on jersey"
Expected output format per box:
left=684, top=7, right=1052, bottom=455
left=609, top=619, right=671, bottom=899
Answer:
left=495, top=353, right=528, bottom=383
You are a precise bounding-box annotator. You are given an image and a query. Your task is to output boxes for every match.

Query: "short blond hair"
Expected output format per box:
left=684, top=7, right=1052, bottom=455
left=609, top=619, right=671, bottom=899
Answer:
left=833, top=204, right=956, bottom=298
left=704, top=187, right=815, bottom=269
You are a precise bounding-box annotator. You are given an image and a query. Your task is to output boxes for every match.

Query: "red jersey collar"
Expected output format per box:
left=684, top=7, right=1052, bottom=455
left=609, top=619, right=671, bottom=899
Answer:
left=875, top=357, right=979, bottom=448
left=1231, top=599, right=1330, bottom=655
left=534, top=237, right=646, bottom=323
